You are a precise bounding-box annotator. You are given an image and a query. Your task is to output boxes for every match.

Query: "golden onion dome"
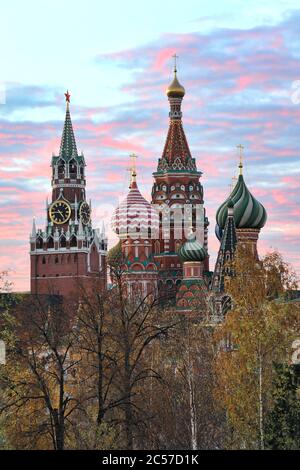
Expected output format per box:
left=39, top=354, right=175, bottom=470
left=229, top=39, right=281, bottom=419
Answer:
left=166, top=71, right=185, bottom=98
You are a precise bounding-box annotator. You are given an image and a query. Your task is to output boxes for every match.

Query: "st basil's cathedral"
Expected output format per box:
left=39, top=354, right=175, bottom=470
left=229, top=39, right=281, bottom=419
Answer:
left=29, top=63, right=267, bottom=320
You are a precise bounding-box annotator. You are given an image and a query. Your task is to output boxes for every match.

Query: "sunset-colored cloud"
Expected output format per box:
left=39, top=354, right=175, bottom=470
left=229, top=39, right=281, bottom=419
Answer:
left=1, top=10, right=300, bottom=290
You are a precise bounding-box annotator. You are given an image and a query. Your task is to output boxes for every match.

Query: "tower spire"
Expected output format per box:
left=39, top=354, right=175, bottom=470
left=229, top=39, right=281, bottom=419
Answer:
left=31, top=217, right=37, bottom=237
left=65, top=89, right=70, bottom=109
left=237, top=144, right=244, bottom=175
left=156, top=56, right=197, bottom=173
left=172, top=53, right=178, bottom=73
left=212, top=199, right=237, bottom=294
left=129, top=153, right=138, bottom=189
left=166, top=54, right=185, bottom=102
left=59, top=90, right=78, bottom=159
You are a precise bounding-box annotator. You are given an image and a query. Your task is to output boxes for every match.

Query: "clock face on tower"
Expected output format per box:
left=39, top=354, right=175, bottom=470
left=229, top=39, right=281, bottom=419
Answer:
left=79, top=201, right=91, bottom=225
left=49, top=200, right=71, bottom=225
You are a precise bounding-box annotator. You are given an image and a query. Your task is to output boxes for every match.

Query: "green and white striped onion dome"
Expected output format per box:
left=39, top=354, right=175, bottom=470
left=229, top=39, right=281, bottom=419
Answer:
left=216, top=174, right=267, bottom=230
left=179, top=234, right=207, bottom=262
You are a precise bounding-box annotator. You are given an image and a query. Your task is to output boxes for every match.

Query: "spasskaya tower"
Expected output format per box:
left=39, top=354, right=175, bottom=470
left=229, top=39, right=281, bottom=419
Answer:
left=30, top=92, right=107, bottom=296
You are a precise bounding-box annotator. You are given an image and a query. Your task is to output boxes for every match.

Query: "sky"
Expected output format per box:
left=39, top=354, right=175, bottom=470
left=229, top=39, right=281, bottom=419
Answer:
left=0, top=0, right=300, bottom=291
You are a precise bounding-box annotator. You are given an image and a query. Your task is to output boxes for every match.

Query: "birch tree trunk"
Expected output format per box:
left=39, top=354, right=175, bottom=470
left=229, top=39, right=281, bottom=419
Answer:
left=187, top=349, right=197, bottom=450
left=258, top=341, right=264, bottom=450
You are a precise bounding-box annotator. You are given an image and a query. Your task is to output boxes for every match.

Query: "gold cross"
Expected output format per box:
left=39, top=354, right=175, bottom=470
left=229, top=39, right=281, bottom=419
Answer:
left=128, top=153, right=138, bottom=187
left=172, top=54, right=178, bottom=73
left=130, top=153, right=138, bottom=175
left=237, top=144, right=244, bottom=175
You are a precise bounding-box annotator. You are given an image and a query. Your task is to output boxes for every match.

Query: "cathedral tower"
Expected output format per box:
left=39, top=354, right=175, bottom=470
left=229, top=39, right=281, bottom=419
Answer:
left=111, top=155, right=159, bottom=298
left=30, top=92, right=107, bottom=297
left=215, top=146, right=267, bottom=259
left=151, top=58, right=209, bottom=296
left=176, top=232, right=208, bottom=314
left=211, top=199, right=237, bottom=321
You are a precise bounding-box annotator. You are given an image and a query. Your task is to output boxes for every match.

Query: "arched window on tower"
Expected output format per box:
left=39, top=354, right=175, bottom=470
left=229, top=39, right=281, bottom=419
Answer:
left=47, top=236, right=54, bottom=249
left=70, top=235, right=77, bottom=248
left=60, top=235, right=66, bottom=248
left=58, top=160, right=65, bottom=179
left=36, top=236, right=43, bottom=249
left=155, top=240, right=160, bottom=254
left=80, top=165, right=84, bottom=178
left=69, top=159, right=77, bottom=179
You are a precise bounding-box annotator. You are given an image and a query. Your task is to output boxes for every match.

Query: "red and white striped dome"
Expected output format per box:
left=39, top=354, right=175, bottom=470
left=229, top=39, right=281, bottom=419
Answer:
left=111, top=179, right=159, bottom=239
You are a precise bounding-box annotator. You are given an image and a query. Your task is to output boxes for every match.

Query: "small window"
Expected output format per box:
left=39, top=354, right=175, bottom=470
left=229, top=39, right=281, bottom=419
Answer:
left=36, top=237, right=43, bottom=249
left=70, top=236, right=77, bottom=248
left=58, top=161, right=65, bottom=178
left=69, top=159, right=77, bottom=178
left=60, top=236, right=66, bottom=248
left=47, top=237, right=54, bottom=249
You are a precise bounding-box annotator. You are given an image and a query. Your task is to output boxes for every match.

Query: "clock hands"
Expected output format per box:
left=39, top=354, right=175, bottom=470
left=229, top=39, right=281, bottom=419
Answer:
left=50, top=200, right=91, bottom=225
left=49, top=201, right=71, bottom=224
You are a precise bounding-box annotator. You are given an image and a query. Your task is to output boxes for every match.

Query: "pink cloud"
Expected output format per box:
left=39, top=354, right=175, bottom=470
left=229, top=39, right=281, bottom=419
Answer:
left=2, top=13, right=300, bottom=290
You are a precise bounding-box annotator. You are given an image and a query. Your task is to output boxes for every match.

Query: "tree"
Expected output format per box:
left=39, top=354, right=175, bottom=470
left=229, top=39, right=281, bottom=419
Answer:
left=266, top=363, right=300, bottom=449
left=0, top=270, right=12, bottom=294
left=142, top=314, right=225, bottom=450
left=214, top=247, right=300, bottom=449
left=110, top=290, right=173, bottom=449
left=0, top=270, right=22, bottom=448
left=71, top=281, right=124, bottom=448
left=106, top=249, right=175, bottom=449
left=0, top=295, right=82, bottom=449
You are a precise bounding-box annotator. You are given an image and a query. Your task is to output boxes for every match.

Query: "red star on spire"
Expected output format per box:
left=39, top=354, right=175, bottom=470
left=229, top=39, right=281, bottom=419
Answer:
left=64, top=90, right=70, bottom=103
